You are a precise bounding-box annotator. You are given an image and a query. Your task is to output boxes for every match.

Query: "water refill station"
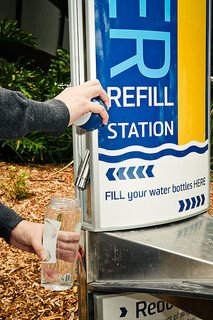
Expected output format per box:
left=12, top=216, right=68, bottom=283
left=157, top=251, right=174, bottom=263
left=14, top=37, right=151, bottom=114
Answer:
left=68, top=0, right=213, bottom=319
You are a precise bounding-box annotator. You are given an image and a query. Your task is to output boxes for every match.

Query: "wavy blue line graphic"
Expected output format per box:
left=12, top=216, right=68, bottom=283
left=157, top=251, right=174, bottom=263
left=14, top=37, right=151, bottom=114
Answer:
left=99, top=144, right=208, bottom=163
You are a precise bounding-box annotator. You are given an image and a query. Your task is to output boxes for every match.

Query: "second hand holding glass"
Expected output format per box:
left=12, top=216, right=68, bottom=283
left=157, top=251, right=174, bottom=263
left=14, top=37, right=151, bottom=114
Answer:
left=41, top=196, right=82, bottom=291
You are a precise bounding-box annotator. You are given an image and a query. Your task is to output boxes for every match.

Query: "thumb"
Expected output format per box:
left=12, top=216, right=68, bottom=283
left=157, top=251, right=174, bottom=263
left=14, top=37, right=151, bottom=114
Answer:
left=31, top=238, right=47, bottom=261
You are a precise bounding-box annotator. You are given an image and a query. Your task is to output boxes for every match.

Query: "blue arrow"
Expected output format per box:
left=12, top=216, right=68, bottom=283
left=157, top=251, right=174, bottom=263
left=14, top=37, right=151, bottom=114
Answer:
left=117, top=167, right=126, bottom=180
left=201, top=194, right=205, bottom=205
left=126, top=166, right=136, bottom=179
left=185, top=198, right=191, bottom=210
left=106, top=168, right=116, bottom=181
left=136, top=166, right=145, bottom=178
left=120, top=307, right=128, bottom=318
left=179, top=200, right=185, bottom=212
left=191, top=197, right=196, bottom=209
left=146, top=165, right=154, bottom=177
left=196, top=195, right=201, bottom=207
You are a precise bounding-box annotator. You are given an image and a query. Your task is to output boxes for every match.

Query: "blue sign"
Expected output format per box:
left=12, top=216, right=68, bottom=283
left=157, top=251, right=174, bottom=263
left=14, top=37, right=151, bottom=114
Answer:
left=96, top=0, right=177, bottom=150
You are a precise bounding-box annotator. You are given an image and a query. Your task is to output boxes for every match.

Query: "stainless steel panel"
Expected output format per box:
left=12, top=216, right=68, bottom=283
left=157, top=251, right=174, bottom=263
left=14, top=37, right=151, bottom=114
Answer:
left=86, top=213, right=213, bottom=296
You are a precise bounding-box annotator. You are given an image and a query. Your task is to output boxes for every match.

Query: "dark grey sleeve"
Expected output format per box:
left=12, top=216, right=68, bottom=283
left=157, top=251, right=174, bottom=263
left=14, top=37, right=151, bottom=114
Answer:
left=0, top=202, right=23, bottom=243
left=0, top=87, right=70, bottom=141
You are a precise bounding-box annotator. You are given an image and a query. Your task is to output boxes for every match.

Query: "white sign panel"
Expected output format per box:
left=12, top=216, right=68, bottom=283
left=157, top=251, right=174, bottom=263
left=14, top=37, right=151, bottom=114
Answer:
left=95, top=293, right=201, bottom=320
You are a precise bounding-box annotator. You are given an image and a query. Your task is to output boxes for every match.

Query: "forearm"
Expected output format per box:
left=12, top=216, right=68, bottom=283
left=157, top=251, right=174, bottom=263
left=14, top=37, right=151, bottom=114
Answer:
left=0, top=87, right=70, bottom=141
left=0, top=202, right=23, bottom=243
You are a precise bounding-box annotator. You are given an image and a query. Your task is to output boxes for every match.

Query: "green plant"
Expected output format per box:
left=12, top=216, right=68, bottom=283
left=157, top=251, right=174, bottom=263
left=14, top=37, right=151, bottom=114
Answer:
left=0, top=58, right=47, bottom=100
left=0, top=18, right=38, bottom=48
left=0, top=166, right=32, bottom=200
left=42, top=48, right=71, bottom=100
left=0, top=129, right=73, bottom=164
left=46, top=49, right=71, bottom=87
left=0, top=47, right=73, bottom=164
left=0, top=17, right=72, bottom=163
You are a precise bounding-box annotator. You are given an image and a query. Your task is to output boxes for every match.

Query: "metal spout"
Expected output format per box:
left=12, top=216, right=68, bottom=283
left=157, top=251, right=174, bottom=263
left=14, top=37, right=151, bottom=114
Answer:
left=75, top=149, right=90, bottom=190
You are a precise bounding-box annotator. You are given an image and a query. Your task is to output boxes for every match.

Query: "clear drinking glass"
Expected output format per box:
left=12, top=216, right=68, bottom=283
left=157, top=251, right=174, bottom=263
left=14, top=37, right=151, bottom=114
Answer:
left=41, top=196, right=82, bottom=291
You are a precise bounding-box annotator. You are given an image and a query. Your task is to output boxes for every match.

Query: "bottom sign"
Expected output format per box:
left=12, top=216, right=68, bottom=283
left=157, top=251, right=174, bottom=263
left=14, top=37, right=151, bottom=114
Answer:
left=94, top=293, right=201, bottom=320
left=95, top=147, right=209, bottom=230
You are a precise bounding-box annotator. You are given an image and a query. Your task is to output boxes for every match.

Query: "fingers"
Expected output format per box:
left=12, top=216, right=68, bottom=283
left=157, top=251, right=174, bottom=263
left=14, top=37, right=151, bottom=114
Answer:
left=56, top=231, right=80, bottom=262
left=88, top=101, right=109, bottom=125
left=57, top=239, right=79, bottom=252
left=57, top=231, right=80, bottom=243
left=56, top=79, right=109, bottom=126
left=29, top=223, right=46, bottom=261
left=35, top=248, right=47, bottom=261
left=43, top=235, right=81, bottom=263
left=10, top=220, right=47, bottom=260
left=56, top=240, right=79, bottom=263
left=56, top=248, right=77, bottom=262
left=77, top=244, right=84, bottom=262
left=84, top=80, right=109, bottom=125
left=31, top=237, right=47, bottom=261
left=83, top=80, right=109, bottom=107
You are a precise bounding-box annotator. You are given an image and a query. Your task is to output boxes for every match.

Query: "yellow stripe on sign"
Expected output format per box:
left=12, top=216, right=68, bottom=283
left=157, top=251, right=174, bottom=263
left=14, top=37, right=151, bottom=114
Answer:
left=178, top=0, right=207, bottom=145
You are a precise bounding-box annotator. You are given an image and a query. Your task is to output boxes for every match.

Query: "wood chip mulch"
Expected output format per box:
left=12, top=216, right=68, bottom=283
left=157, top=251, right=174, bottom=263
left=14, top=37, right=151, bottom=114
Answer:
left=0, top=161, right=78, bottom=320
left=0, top=161, right=212, bottom=319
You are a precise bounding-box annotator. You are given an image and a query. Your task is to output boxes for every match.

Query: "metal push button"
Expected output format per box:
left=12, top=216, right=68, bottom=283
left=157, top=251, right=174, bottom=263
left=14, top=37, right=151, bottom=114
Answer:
left=74, top=98, right=108, bottom=131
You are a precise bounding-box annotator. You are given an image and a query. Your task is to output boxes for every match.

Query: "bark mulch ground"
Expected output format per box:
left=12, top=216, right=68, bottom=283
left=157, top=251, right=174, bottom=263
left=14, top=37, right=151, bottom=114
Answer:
left=0, top=162, right=78, bottom=320
left=0, top=161, right=212, bottom=319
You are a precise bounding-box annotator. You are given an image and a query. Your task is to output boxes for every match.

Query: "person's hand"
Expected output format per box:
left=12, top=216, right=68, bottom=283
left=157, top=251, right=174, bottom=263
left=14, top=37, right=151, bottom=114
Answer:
left=10, top=220, right=82, bottom=262
left=55, top=79, right=109, bottom=126
left=10, top=220, right=46, bottom=261
left=56, top=230, right=80, bottom=262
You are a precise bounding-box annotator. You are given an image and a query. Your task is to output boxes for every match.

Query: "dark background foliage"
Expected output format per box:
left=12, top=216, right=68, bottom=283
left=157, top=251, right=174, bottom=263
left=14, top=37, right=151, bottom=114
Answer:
left=0, top=18, right=73, bottom=164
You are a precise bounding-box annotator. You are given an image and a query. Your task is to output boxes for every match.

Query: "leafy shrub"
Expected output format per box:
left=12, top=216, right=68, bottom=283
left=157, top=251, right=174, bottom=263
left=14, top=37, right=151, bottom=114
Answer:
left=0, top=18, right=38, bottom=47
left=0, top=58, right=47, bottom=100
left=0, top=19, right=72, bottom=164
left=0, top=131, right=73, bottom=164
left=44, top=48, right=71, bottom=99
left=0, top=166, right=32, bottom=201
